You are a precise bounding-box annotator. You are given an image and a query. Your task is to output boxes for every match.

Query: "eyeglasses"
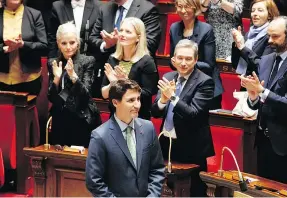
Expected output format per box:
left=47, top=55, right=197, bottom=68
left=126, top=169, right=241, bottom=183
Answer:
left=176, top=4, right=195, bottom=11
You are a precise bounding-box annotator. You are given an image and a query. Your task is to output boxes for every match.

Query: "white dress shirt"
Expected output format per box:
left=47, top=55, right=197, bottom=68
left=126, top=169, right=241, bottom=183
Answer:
left=72, top=0, right=86, bottom=37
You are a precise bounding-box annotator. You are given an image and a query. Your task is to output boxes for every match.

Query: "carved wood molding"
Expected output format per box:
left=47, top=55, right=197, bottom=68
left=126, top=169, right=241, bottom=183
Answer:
left=206, top=183, right=217, bottom=197
left=31, top=156, right=46, bottom=178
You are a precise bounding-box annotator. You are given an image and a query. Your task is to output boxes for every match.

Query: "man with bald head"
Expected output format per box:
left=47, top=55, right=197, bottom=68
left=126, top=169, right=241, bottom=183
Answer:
left=240, top=16, right=287, bottom=183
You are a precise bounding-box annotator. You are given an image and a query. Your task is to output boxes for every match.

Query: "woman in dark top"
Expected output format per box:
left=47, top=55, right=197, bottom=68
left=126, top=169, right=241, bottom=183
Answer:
left=48, top=22, right=101, bottom=147
left=101, top=17, right=158, bottom=120
left=232, top=0, right=279, bottom=76
left=169, top=0, right=223, bottom=110
left=0, top=0, right=47, bottom=95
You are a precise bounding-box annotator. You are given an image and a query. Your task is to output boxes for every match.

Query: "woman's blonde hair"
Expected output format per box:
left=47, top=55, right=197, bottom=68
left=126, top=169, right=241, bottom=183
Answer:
left=112, top=17, right=149, bottom=63
left=175, top=0, right=202, bottom=17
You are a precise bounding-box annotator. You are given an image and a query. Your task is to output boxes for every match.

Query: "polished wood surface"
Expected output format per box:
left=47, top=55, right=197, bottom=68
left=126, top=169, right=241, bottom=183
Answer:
left=200, top=171, right=287, bottom=197
left=0, top=92, right=39, bottom=193
left=24, top=145, right=199, bottom=197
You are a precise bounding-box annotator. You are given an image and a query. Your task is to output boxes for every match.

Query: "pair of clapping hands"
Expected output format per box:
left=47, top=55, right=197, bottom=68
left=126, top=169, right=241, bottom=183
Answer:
left=239, top=72, right=265, bottom=101
left=52, top=58, right=78, bottom=80
left=3, top=34, right=24, bottom=53
left=104, top=63, right=128, bottom=82
left=100, top=28, right=119, bottom=49
left=158, top=77, right=176, bottom=104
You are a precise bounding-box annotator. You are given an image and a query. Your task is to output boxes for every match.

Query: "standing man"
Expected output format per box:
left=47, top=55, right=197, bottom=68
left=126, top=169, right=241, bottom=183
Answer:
left=48, top=0, right=101, bottom=58
left=240, top=16, right=287, bottom=184
left=88, top=0, right=161, bottom=98
left=151, top=39, right=215, bottom=196
left=86, top=79, right=165, bottom=197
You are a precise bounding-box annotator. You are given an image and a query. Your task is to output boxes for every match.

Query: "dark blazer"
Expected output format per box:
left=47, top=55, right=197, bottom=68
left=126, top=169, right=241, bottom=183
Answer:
left=48, top=0, right=101, bottom=58
left=0, top=6, right=48, bottom=73
left=88, top=0, right=161, bottom=65
left=248, top=53, right=287, bottom=156
left=102, top=55, right=159, bottom=120
left=86, top=116, right=165, bottom=197
left=151, top=68, right=215, bottom=160
left=232, top=33, right=274, bottom=75
left=47, top=53, right=101, bottom=127
left=169, top=20, right=223, bottom=97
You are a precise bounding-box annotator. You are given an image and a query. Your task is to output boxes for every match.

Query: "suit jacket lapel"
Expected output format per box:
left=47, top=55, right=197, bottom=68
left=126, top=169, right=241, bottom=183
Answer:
left=179, top=68, right=199, bottom=99
left=72, top=53, right=81, bottom=75
left=134, top=118, right=143, bottom=174
left=126, top=0, right=140, bottom=17
left=270, top=56, right=287, bottom=88
left=190, top=19, right=200, bottom=43
left=109, top=116, right=137, bottom=170
left=108, top=3, right=118, bottom=32
left=80, top=0, right=93, bottom=36
left=63, top=1, right=74, bottom=22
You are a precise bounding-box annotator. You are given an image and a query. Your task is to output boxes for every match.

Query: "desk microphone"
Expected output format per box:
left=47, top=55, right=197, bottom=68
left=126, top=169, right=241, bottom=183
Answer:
left=218, top=146, right=247, bottom=192
left=44, top=116, right=52, bottom=150
left=158, top=131, right=172, bottom=173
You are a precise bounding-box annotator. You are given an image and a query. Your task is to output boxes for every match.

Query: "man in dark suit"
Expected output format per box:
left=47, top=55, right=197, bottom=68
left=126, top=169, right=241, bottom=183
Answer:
left=86, top=79, right=165, bottom=197
left=151, top=39, right=215, bottom=196
left=47, top=0, right=101, bottom=58
left=240, top=16, right=287, bottom=184
left=88, top=0, right=161, bottom=98
left=169, top=19, right=223, bottom=110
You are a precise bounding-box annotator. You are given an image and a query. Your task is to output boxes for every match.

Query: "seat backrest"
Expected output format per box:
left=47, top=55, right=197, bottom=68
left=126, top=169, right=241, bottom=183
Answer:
left=0, top=148, right=4, bottom=188
left=242, top=18, right=251, bottom=34
left=0, top=105, right=17, bottom=170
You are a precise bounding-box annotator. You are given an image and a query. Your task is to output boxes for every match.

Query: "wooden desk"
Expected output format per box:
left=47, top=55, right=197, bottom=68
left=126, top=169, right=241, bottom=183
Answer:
left=209, top=111, right=257, bottom=174
left=23, top=145, right=199, bottom=197
left=200, top=171, right=287, bottom=197
left=0, top=91, right=39, bottom=193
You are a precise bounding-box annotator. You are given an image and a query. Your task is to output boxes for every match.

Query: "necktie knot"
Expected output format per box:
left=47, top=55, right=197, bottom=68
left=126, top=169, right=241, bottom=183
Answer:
left=125, top=126, right=132, bottom=134
left=276, top=55, right=282, bottom=63
left=115, top=6, right=125, bottom=30
left=178, top=76, right=186, bottom=84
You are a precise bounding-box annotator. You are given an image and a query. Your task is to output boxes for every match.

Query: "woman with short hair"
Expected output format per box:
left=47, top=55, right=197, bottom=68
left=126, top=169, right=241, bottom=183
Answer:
left=48, top=22, right=101, bottom=147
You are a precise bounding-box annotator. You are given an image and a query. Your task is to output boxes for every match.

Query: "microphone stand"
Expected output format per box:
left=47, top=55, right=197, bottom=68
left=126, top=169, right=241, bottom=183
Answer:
left=158, top=130, right=172, bottom=173
left=44, top=117, right=52, bottom=150
left=218, top=146, right=247, bottom=192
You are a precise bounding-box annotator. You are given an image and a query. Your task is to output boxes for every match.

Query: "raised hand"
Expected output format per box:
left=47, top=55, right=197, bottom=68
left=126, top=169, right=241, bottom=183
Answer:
left=104, top=63, right=118, bottom=82
left=64, top=58, right=77, bottom=78
left=52, top=60, right=63, bottom=79
left=232, top=26, right=245, bottom=50
left=114, top=65, right=128, bottom=80
left=157, top=77, right=176, bottom=104
left=100, top=29, right=118, bottom=49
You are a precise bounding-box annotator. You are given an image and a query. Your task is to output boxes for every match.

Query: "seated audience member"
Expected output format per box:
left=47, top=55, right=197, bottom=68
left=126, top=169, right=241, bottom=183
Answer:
left=151, top=39, right=215, bottom=196
left=88, top=0, right=161, bottom=98
left=239, top=16, right=287, bottom=184
left=86, top=79, right=165, bottom=197
left=170, top=0, right=223, bottom=110
left=101, top=17, right=158, bottom=120
left=47, top=22, right=101, bottom=148
left=200, top=0, right=244, bottom=59
left=232, top=0, right=279, bottom=77
left=0, top=0, right=47, bottom=95
left=48, top=0, right=101, bottom=58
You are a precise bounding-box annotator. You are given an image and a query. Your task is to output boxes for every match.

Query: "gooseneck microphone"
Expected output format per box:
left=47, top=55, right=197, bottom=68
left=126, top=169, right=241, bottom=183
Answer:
left=158, top=130, right=172, bottom=173
left=218, top=147, right=247, bottom=192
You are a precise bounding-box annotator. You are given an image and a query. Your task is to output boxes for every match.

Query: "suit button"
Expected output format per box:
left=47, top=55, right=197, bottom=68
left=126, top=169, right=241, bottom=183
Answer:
left=81, top=110, right=84, bottom=114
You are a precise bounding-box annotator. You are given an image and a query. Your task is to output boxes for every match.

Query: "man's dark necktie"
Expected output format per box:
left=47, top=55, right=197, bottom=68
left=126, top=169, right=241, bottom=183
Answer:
left=267, top=56, right=282, bottom=88
left=115, top=6, right=124, bottom=30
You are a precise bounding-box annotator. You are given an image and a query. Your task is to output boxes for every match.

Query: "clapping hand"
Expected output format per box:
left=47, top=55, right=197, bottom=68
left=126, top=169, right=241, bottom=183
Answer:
left=64, top=58, right=77, bottom=79
left=158, top=77, right=176, bottom=104
left=104, top=63, right=118, bottom=82
left=239, top=72, right=265, bottom=101
left=52, top=60, right=63, bottom=79
left=3, top=34, right=24, bottom=53
left=100, top=28, right=119, bottom=49
left=232, top=26, right=245, bottom=50
left=114, top=65, right=128, bottom=80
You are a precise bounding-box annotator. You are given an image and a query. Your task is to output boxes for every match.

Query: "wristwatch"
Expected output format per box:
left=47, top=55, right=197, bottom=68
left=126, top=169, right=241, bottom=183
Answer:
left=170, top=94, right=177, bottom=102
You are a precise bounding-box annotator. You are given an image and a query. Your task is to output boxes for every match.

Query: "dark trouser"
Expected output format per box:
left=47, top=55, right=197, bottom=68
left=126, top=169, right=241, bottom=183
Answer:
left=209, top=94, right=222, bottom=110
left=160, top=137, right=208, bottom=197
left=0, top=76, right=42, bottom=95
left=257, top=130, right=287, bottom=184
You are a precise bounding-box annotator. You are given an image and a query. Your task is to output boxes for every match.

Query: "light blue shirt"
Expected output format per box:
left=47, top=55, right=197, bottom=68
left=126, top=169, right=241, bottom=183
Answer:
left=114, top=114, right=136, bottom=145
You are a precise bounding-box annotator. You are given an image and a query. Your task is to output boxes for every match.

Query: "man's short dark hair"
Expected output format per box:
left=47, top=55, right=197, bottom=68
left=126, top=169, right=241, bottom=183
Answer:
left=109, top=79, right=142, bottom=104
